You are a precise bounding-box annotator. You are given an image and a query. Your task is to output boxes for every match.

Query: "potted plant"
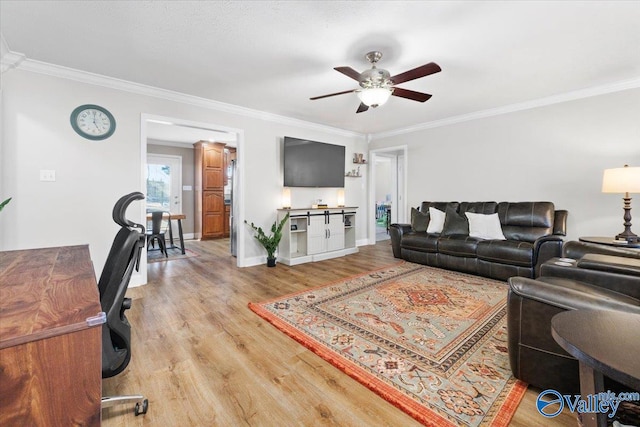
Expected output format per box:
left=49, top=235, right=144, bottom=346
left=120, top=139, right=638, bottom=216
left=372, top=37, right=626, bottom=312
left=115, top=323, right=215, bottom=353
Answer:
left=245, top=213, right=289, bottom=267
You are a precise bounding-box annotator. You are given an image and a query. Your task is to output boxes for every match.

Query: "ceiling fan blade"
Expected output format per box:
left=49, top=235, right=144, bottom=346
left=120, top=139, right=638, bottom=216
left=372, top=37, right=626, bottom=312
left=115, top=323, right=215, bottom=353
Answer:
left=391, top=87, right=432, bottom=102
left=334, top=66, right=361, bottom=81
left=390, top=62, right=441, bottom=85
left=310, top=89, right=355, bottom=100
left=356, top=103, right=369, bottom=113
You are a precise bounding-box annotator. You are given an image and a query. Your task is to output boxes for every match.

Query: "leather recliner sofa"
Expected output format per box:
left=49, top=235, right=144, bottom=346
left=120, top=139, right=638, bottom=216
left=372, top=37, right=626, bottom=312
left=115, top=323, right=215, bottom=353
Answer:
left=390, top=201, right=568, bottom=281
left=507, top=241, right=640, bottom=393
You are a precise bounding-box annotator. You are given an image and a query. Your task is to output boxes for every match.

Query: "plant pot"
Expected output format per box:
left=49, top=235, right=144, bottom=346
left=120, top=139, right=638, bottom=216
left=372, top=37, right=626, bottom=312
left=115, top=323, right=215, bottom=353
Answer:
left=266, top=257, right=277, bottom=267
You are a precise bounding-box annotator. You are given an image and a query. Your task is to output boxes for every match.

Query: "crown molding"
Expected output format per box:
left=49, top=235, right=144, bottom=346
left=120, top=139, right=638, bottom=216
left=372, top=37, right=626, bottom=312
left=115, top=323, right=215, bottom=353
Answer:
left=7, top=51, right=639, bottom=142
left=371, top=77, right=640, bottom=140
left=15, top=57, right=364, bottom=139
left=0, top=36, right=25, bottom=74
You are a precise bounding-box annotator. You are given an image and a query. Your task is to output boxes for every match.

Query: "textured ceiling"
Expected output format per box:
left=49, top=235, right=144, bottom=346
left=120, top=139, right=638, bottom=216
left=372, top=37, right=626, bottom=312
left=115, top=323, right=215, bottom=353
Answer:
left=1, top=1, right=639, bottom=135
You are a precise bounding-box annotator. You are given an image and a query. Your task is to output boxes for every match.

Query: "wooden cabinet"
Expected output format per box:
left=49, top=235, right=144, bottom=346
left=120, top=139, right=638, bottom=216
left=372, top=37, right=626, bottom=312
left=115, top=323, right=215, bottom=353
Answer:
left=195, top=141, right=226, bottom=239
left=277, top=208, right=358, bottom=266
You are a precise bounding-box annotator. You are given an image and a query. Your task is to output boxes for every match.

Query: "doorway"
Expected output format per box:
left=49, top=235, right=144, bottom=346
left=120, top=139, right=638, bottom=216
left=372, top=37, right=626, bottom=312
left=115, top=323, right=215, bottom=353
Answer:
left=135, top=114, right=245, bottom=286
left=146, top=154, right=182, bottom=238
left=368, top=146, right=408, bottom=245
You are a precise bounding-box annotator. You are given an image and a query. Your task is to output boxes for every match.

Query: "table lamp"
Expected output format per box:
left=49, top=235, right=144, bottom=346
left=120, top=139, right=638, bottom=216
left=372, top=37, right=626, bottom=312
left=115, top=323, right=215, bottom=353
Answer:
left=602, top=164, right=640, bottom=242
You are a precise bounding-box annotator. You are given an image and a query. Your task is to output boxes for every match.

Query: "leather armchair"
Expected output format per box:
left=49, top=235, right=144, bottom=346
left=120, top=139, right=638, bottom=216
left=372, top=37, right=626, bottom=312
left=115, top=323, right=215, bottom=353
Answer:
left=507, top=241, right=640, bottom=394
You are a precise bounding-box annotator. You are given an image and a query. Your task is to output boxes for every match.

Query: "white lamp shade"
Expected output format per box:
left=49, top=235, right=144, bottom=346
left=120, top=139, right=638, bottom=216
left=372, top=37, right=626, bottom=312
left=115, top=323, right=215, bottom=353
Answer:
left=357, top=88, right=392, bottom=107
left=602, top=166, right=640, bottom=194
left=282, top=188, right=291, bottom=208
left=337, top=189, right=345, bottom=207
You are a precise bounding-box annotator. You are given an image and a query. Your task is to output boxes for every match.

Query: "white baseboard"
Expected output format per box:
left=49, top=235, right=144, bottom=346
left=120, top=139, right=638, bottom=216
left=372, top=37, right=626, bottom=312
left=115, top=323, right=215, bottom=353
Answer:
left=244, top=255, right=267, bottom=267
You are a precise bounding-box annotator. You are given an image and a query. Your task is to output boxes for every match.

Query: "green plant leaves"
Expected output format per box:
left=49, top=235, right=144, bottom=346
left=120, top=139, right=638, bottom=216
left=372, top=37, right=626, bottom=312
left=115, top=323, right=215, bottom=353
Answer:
left=246, top=213, right=290, bottom=258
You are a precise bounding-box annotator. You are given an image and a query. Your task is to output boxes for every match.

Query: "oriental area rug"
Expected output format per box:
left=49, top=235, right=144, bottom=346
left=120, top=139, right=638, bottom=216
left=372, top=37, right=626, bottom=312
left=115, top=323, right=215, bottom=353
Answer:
left=248, top=262, right=527, bottom=426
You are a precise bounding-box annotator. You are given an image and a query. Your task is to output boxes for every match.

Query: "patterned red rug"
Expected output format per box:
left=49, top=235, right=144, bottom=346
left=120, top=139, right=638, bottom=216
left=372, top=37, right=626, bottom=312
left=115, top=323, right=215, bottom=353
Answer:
left=249, top=262, right=527, bottom=426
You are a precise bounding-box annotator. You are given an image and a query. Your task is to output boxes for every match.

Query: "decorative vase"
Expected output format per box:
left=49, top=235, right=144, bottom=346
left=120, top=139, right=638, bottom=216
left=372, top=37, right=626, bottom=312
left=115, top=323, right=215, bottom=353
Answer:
left=267, top=257, right=277, bottom=267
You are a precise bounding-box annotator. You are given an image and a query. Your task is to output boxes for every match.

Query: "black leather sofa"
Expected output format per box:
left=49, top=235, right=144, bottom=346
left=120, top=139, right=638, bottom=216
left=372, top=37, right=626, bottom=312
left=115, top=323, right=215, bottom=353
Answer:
left=390, top=201, right=568, bottom=281
left=507, top=241, right=640, bottom=393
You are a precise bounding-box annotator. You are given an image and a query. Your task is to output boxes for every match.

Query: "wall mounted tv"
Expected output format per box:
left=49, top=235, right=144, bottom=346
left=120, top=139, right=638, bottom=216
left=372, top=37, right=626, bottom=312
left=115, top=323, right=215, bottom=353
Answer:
left=283, top=137, right=345, bottom=188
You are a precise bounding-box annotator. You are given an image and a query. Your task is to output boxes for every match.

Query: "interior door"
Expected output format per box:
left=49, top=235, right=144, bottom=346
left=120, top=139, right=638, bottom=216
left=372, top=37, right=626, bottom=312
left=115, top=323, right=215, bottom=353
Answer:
left=146, top=154, right=182, bottom=237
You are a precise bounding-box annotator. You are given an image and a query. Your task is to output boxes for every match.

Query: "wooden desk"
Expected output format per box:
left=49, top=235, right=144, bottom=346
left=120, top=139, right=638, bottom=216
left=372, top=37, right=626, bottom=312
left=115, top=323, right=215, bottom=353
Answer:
left=0, top=245, right=104, bottom=426
left=146, top=212, right=186, bottom=254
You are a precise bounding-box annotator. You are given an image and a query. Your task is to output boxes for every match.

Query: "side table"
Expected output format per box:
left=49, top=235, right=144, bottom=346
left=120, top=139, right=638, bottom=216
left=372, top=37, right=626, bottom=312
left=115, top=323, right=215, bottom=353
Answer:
left=579, top=236, right=640, bottom=249
left=551, top=309, right=640, bottom=427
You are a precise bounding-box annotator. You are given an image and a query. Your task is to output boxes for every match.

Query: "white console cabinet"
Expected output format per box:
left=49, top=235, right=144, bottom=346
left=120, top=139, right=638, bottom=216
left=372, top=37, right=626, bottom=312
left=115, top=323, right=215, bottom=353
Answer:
left=277, top=207, right=358, bottom=265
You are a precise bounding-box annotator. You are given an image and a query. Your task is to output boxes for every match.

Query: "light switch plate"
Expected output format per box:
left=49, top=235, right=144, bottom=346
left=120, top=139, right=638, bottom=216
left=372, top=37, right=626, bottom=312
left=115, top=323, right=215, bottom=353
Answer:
left=40, top=170, right=56, bottom=181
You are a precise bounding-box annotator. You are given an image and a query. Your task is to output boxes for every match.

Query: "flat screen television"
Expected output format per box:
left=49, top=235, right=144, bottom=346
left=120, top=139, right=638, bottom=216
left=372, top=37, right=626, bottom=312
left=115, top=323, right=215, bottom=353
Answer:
left=283, top=137, right=345, bottom=188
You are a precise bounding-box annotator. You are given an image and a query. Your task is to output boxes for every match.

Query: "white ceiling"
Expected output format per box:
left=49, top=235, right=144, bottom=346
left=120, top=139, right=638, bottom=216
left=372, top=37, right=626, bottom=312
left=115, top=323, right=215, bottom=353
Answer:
left=1, top=1, right=639, bottom=135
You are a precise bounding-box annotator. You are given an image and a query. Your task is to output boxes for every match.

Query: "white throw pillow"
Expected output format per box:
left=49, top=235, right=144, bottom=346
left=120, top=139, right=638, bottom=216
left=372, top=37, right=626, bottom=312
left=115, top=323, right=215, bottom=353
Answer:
left=465, top=212, right=506, bottom=240
left=426, top=207, right=446, bottom=233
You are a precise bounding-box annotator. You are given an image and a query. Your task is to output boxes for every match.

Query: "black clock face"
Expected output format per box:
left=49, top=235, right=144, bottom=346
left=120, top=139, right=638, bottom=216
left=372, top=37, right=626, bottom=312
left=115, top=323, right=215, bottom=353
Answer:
left=70, top=104, right=116, bottom=140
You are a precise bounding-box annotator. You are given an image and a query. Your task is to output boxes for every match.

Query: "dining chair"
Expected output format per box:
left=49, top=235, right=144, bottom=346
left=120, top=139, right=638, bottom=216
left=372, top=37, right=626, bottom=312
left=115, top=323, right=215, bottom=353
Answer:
left=146, top=211, right=169, bottom=257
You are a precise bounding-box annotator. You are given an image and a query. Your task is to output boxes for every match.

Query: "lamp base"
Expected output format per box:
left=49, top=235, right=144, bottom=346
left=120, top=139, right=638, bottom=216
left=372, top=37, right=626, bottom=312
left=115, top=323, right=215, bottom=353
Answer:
left=615, top=232, right=639, bottom=243
left=616, top=196, right=638, bottom=243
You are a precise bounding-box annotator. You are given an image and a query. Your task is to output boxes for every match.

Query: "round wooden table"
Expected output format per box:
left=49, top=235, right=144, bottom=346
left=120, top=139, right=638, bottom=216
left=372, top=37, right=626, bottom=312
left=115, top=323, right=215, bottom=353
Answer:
left=551, top=309, right=640, bottom=426
left=579, top=236, right=640, bottom=248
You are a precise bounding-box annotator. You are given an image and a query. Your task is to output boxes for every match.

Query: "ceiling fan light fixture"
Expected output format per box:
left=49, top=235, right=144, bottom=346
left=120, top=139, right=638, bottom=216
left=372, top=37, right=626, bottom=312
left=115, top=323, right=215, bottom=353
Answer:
left=358, top=87, right=393, bottom=108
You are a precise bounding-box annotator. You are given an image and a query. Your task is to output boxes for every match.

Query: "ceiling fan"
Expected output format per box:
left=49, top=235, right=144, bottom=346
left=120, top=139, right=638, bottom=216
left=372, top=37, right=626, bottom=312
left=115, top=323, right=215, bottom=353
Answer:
left=310, top=51, right=441, bottom=113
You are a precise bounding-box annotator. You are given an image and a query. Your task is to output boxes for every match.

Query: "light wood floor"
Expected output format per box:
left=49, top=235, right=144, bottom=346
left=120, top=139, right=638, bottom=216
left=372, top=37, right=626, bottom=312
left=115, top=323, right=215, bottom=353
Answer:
left=102, top=239, right=576, bottom=426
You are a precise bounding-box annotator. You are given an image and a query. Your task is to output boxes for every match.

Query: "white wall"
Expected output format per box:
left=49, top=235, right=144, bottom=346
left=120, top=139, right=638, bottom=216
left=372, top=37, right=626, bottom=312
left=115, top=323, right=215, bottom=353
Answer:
left=1, top=68, right=367, bottom=279
left=369, top=88, right=640, bottom=242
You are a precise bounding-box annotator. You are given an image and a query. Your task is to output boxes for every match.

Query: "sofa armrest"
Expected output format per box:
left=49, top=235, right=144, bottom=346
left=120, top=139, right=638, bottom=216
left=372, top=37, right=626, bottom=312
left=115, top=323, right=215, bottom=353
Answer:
left=553, top=210, right=568, bottom=236
left=578, top=253, right=640, bottom=277
left=532, top=235, right=564, bottom=276
left=389, top=223, right=412, bottom=258
left=540, top=257, right=640, bottom=299
left=509, top=276, right=640, bottom=313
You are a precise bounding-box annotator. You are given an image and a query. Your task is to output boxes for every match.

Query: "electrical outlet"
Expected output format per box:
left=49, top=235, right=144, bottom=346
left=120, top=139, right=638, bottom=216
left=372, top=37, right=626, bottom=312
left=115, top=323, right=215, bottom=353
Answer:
left=40, top=170, right=56, bottom=182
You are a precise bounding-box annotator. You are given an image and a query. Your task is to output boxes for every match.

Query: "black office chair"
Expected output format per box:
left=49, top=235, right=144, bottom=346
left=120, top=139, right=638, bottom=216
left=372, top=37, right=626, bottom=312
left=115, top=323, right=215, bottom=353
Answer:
left=146, top=210, right=169, bottom=257
left=100, top=192, right=149, bottom=416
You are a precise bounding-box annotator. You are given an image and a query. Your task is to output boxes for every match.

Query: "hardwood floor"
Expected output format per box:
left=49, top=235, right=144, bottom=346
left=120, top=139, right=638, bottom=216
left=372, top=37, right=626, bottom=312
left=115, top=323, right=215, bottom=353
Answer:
left=102, top=239, right=576, bottom=426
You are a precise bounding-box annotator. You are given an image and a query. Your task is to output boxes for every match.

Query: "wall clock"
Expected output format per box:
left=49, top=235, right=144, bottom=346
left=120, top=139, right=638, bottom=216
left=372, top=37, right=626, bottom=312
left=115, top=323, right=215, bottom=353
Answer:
left=70, top=104, right=116, bottom=140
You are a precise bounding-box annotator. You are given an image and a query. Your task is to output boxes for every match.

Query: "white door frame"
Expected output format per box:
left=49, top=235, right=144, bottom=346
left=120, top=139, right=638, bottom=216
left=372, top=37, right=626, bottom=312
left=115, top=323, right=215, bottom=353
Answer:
left=133, top=113, right=246, bottom=287
left=367, top=145, right=408, bottom=245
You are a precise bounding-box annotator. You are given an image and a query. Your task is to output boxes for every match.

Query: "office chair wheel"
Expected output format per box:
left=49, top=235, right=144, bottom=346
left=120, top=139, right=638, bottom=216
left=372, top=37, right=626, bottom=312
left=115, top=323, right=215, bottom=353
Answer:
left=134, top=399, right=149, bottom=416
